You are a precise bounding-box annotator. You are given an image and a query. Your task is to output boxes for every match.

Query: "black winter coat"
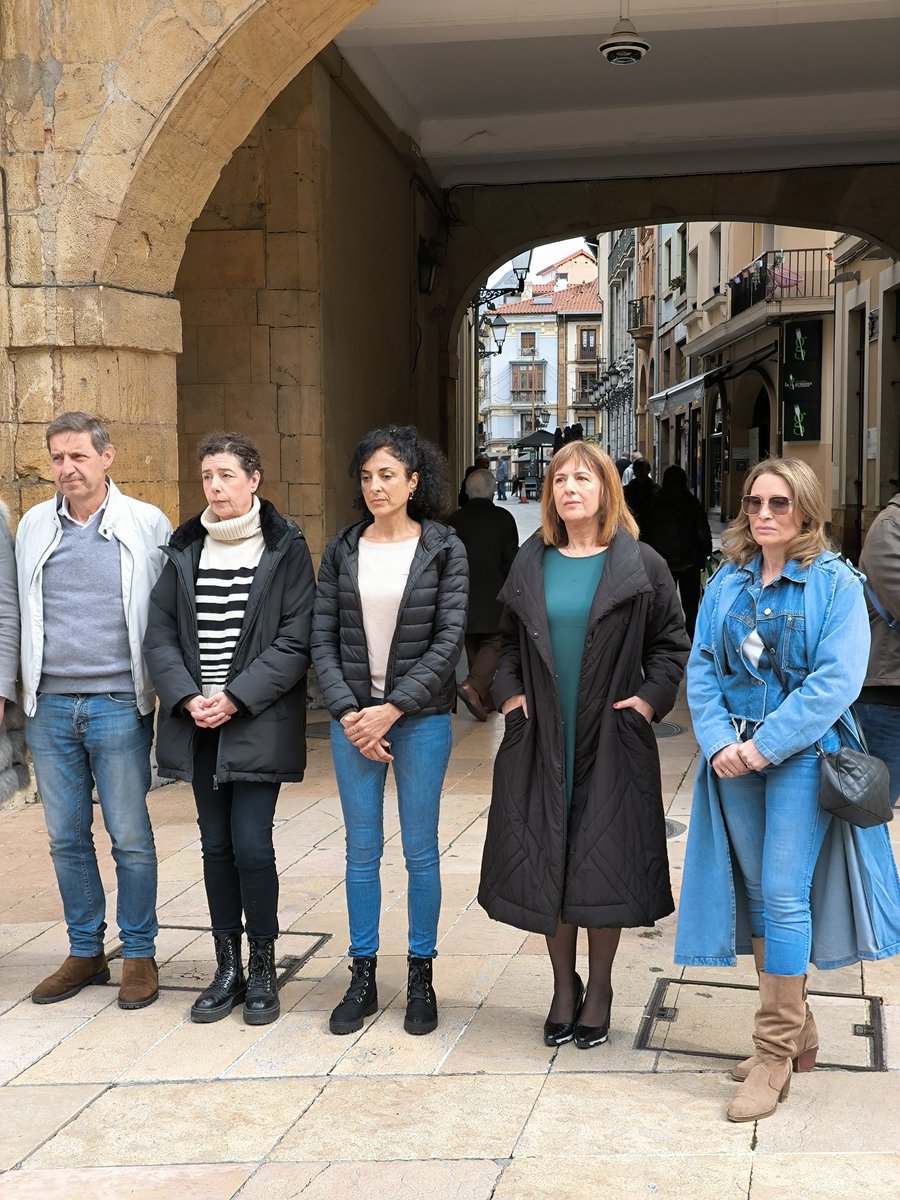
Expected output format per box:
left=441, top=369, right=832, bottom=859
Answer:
left=478, top=531, right=690, bottom=935
left=642, top=485, right=713, bottom=571
left=143, top=499, right=315, bottom=783
left=447, top=499, right=519, bottom=633
left=311, top=519, right=468, bottom=719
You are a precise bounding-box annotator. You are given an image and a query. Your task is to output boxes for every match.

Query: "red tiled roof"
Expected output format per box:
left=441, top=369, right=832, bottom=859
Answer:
left=493, top=280, right=602, bottom=316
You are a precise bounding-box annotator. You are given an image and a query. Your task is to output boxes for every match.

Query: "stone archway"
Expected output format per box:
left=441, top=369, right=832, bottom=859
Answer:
left=1, top=0, right=377, bottom=523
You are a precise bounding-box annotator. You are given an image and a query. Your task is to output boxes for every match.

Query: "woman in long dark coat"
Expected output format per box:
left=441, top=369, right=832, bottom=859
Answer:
left=478, top=441, right=689, bottom=1048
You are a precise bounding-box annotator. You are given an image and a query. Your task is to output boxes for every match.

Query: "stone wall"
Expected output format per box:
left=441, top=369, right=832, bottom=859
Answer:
left=176, top=70, right=327, bottom=553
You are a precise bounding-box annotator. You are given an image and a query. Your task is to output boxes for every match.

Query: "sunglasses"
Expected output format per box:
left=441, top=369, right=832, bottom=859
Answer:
left=741, top=495, right=793, bottom=516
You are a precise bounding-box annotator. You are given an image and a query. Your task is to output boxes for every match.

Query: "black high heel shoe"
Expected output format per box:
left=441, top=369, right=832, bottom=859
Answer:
left=543, top=972, right=585, bottom=1046
left=573, top=991, right=612, bottom=1049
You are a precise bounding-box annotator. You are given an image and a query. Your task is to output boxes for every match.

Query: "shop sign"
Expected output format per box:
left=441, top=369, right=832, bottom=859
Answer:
left=781, top=320, right=822, bottom=441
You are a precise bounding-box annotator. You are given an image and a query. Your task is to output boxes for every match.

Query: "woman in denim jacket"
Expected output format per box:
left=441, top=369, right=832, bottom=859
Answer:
left=676, top=458, right=900, bottom=1124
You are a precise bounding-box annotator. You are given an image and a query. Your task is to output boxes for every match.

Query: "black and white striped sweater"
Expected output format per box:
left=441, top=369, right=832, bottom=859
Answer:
left=196, top=499, right=264, bottom=693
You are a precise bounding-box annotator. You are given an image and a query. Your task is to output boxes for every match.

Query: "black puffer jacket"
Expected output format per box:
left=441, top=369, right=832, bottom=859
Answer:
left=478, top=530, right=690, bottom=935
left=311, top=519, right=468, bottom=719
left=143, top=499, right=315, bottom=783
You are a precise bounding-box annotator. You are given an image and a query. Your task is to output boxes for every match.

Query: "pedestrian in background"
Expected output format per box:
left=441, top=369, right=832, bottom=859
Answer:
left=856, top=492, right=900, bottom=806
left=0, top=502, right=28, bottom=807
left=448, top=469, right=519, bottom=722
left=18, top=412, right=170, bottom=1009
left=312, top=425, right=467, bottom=1038
left=621, top=451, right=643, bottom=486
left=495, top=457, right=509, bottom=501
left=622, top=458, right=658, bottom=535
left=458, top=453, right=490, bottom=508
left=676, top=458, right=900, bottom=1124
left=145, top=432, right=315, bottom=1025
left=641, top=464, right=712, bottom=638
left=479, top=442, right=688, bottom=1051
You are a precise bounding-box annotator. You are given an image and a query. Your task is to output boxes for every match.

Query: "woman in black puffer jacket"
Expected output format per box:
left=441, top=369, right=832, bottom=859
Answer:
left=311, top=426, right=467, bottom=1039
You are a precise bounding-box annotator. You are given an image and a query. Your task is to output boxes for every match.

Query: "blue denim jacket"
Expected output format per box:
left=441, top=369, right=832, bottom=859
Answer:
left=676, top=549, right=900, bottom=969
left=688, top=550, right=869, bottom=765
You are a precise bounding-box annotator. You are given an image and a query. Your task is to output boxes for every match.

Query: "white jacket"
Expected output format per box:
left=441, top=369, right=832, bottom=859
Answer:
left=16, top=480, right=172, bottom=717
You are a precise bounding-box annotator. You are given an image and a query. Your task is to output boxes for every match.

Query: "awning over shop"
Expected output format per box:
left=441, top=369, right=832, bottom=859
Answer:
left=648, top=340, right=780, bottom=418
left=648, top=372, right=713, bottom=417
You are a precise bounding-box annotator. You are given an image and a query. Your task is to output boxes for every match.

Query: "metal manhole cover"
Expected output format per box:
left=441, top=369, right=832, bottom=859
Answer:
left=106, top=927, right=332, bottom=993
left=635, top=977, right=885, bottom=1070
left=654, top=722, right=683, bottom=738
left=307, top=723, right=330, bottom=739
left=665, top=819, right=687, bottom=839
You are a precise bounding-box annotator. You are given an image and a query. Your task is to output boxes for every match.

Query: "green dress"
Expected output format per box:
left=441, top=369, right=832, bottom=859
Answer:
left=543, top=547, right=607, bottom=806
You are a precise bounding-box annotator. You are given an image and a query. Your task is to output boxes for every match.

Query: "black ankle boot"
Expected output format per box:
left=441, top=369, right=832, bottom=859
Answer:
left=243, top=937, right=280, bottom=1025
left=329, top=956, right=378, bottom=1035
left=191, top=933, right=246, bottom=1023
left=404, top=955, right=438, bottom=1035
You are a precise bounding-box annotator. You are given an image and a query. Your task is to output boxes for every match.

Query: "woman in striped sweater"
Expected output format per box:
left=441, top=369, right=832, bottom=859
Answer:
left=144, top=433, right=315, bottom=1025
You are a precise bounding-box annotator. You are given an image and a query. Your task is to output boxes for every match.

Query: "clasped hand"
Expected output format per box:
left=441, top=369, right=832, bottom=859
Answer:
left=185, top=692, right=238, bottom=729
left=341, top=703, right=402, bottom=762
left=711, top=740, right=770, bottom=778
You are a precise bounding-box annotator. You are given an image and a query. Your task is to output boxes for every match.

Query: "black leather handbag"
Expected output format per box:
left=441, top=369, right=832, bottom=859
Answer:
left=816, top=744, right=893, bottom=828
left=766, top=649, right=893, bottom=829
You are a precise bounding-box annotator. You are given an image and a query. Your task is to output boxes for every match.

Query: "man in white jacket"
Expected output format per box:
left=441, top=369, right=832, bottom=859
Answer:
left=16, top=412, right=171, bottom=1008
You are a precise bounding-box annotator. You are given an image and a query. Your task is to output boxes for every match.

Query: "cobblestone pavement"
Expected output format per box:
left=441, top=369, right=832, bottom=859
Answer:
left=1, top=497, right=897, bottom=1198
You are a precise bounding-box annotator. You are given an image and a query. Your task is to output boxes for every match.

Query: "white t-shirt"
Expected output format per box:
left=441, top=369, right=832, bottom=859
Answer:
left=358, top=535, right=419, bottom=697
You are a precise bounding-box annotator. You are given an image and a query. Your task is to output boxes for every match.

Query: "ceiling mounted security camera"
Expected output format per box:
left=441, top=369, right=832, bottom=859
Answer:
left=599, top=4, right=651, bottom=65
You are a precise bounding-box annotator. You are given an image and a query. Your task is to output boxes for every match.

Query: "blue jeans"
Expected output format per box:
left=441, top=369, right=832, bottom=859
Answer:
left=855, top=702, right=900, bottom=806
left=330, top=711, right=452, bottom=958
left=718, top=748, right=830, bottom=975
left=25, top=693, right=157, bottom=958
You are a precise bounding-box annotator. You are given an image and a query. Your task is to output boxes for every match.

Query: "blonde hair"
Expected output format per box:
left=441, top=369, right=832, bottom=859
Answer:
left=720, top=457, right=832, bottom=567
left=539, top=441, right=639, bottom=547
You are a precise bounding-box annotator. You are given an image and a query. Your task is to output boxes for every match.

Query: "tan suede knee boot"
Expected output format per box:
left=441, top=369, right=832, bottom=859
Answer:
left=731, top=937, right=818, bottom=1081
left=727, top=971, right=807, bottom=1123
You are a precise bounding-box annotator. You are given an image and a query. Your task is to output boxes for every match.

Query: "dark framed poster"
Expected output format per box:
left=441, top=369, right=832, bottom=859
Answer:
left=781, top=320, right=822, bottom=441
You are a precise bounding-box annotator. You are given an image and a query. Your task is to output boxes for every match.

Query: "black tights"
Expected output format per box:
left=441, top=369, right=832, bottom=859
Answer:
left=545, top=921, right=621, bottom=1026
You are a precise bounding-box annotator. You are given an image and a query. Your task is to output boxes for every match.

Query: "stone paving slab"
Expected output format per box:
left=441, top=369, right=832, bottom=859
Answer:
left=271, top=1075, right=543, bottom=1161
left=26, top=1079, right=324, bottom=1167
left=493, top=1154, right=753, bottom=1200
left=0, top=1165, right=255, bottom=1199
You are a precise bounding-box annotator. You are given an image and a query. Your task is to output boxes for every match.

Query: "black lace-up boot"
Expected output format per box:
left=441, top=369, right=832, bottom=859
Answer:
left=243, top=937, right=280, bottom=1025
left=190, top=934, right=246, bottom=1023
left=329, top=956, right=378, bottom=1035
left=404, top=955, right=438, bottom=1035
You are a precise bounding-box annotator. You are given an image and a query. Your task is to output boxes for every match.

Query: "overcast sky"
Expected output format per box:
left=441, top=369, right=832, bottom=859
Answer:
left=487, top=237, right=588, bottom=285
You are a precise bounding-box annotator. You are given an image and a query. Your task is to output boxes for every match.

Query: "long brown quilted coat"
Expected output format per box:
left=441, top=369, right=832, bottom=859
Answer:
left=478, top=530, right=690, bottom=934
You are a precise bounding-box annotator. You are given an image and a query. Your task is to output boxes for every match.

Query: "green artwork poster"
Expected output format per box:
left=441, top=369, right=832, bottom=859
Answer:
left=781, top=320, right=822, bottom=441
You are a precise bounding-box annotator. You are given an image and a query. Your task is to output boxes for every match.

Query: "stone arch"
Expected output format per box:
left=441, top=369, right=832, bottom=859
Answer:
left=444, top=166, right=900, bottom=344
left=10, top=1, right=379, bottom=293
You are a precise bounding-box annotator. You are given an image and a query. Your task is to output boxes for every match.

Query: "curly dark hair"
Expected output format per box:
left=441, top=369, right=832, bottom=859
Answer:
left=349, top=425, right=452, bottom=520
left=197, top=431, right=263, bottom=480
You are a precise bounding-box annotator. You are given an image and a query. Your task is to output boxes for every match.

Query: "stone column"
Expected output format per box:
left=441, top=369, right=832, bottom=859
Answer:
left=1, top=285, right=181, bottom=523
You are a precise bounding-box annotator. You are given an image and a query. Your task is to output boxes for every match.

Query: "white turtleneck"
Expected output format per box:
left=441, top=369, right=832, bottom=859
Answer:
left=196, top=495, right=265, bottom=694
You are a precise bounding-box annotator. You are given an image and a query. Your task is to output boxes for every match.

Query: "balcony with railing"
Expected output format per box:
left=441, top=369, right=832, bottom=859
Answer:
left=626, top=295, right=654, bottom=348
left=608, top=228, right=636, bottom=280
left=728, top=249, right=832, bottom=318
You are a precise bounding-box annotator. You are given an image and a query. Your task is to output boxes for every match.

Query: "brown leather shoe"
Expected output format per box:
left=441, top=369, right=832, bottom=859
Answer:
left=457, top=680, right=488, bottom=722
left=118, top=957, right=159, bottom=1009
left=32, top=954, right=110, bottom=1004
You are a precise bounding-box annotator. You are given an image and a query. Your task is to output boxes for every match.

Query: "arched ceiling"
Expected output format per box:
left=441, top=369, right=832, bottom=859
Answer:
left=335, top=0, right=900, bottom=185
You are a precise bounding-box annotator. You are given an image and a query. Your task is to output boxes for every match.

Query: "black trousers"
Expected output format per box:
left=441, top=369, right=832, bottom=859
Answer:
left=670, top=565, right=702, bottom=640
left=464, top=632, right=503, bottom=708
left=192, top=727, right=280, bottom=940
